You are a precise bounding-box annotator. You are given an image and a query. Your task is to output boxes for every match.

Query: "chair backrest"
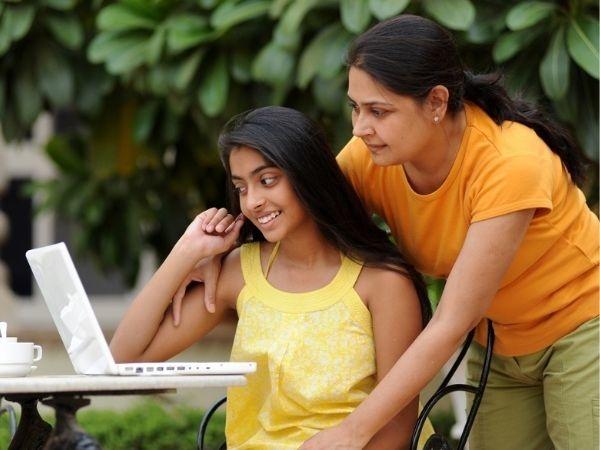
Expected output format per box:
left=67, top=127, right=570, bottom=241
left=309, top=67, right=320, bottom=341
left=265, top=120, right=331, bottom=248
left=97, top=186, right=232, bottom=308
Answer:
left=197, top=396, right=227, bottom=450
left=410, top=319, right=495, bottom=450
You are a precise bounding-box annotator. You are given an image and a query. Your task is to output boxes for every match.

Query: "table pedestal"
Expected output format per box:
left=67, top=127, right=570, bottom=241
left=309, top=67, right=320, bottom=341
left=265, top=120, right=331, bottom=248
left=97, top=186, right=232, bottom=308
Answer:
left=5, top=396, right=52, bottom=450
left=42, top=396, right=102, bottom=450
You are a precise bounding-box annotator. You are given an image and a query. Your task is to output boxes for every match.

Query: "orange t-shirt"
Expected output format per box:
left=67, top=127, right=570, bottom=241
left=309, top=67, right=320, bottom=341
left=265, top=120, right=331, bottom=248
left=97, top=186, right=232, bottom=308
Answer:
left=337, top=103, right=599, bottom=356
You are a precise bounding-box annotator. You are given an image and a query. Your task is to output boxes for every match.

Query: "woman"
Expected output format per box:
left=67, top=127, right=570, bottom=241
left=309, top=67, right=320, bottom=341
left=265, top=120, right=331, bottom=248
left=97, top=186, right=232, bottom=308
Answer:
left=111, top=107, right=433, bottom=449
left=301, top=15, right=599, bottom=450
left=186, top=15, right=598, bottom=450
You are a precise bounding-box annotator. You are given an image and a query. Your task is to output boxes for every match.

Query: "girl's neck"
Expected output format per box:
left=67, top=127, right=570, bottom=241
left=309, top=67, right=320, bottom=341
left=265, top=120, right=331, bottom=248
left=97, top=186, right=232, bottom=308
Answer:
left=404, top=107, right=467, bottom=195
left=273, top=223, right=338, bottom=270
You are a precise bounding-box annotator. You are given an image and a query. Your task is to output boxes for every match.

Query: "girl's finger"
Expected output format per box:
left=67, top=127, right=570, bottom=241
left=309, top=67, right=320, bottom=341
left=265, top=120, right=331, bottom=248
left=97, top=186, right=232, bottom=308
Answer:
left=205, top=208, right=230, bottom=233
left=172, top=292, right=183, bottom=327
left=224, top=214, right=244, bottom=233
left=200, top=207, right=218, bottom=231
left=214, top=214, right=235, bottom=233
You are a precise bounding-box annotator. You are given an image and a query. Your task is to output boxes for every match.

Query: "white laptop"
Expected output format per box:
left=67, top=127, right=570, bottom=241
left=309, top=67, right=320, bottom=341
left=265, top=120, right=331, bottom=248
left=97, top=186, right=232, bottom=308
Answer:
left=26, top=242, right=256, bottom=377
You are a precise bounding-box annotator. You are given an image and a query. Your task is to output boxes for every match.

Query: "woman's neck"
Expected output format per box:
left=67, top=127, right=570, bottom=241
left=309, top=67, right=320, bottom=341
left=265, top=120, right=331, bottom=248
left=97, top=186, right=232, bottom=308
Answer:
left=404, top=108, right=467, bottom=195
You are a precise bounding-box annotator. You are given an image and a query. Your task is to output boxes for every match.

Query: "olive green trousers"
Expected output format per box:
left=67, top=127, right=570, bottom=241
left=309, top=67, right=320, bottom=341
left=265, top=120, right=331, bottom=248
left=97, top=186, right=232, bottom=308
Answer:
left=466, top=317, right=599, bottom=450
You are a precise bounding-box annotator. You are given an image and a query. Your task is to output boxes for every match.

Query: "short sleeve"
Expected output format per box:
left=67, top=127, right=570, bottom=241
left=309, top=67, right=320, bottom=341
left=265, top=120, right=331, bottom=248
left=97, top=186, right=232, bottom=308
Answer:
left=469, top=154, right=554, bottom=223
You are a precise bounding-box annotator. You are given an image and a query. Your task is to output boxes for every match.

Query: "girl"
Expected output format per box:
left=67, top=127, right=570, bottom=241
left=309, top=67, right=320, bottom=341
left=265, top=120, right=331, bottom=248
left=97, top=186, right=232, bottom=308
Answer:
left=300, top=14, right=599, bottom=450
left=110, top=106, right=433, bottom=449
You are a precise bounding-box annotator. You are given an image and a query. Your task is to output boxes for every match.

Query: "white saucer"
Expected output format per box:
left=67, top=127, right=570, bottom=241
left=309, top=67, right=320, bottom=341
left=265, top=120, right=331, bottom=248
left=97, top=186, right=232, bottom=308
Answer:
left=0, top=364, right=37, bottom=377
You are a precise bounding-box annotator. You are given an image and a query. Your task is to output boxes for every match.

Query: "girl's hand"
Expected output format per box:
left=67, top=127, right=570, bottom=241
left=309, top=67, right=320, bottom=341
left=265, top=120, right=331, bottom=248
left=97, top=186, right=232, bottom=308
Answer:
left=172, top=208, right=243, bottom=325
left=300, top=425, right=367, bottom=450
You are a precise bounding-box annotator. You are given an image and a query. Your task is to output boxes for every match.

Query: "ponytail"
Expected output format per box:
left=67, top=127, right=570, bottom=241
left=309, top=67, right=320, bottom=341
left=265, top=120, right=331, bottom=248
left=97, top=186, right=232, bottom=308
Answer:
left=348, top=15, right=588, bottom=187
left=463, top=71, right=587, bottom=186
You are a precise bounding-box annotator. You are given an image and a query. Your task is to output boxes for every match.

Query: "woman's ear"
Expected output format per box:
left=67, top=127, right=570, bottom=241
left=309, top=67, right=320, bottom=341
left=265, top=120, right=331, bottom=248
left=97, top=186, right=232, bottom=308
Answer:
left=427, top=85, right=450, bottom=123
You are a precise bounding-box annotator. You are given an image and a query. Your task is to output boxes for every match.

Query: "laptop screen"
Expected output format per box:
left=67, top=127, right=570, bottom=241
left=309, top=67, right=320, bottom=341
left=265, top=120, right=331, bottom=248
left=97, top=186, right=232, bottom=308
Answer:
left=26, top=243, right=116, bottom=374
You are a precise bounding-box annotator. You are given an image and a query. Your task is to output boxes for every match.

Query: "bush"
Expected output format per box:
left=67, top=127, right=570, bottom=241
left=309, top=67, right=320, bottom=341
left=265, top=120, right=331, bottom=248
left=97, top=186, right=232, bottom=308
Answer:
left=0, top=399, right=457, bottom=449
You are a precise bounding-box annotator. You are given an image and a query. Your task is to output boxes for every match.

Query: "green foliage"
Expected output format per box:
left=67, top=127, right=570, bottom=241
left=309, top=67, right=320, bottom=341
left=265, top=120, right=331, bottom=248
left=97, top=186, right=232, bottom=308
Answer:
left=0, top=0, right=598, bottom=283
left=0, top=400, right=226, bottom=450
left=0, top=399, right=457, bottom=448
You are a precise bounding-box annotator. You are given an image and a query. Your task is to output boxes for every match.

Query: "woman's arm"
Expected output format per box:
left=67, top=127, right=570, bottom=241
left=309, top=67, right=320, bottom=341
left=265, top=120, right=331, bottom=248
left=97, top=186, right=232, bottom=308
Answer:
left=358, top=268, right=423, bottom=450
left=301, top=208, right=535, bottom=449
left=109, top=212, right=243, bottom=362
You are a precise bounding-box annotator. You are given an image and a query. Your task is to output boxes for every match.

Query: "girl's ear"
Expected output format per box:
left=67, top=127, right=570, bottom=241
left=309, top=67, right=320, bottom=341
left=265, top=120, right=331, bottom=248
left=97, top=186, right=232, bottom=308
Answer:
left=426, top=85, right=450, bottom=122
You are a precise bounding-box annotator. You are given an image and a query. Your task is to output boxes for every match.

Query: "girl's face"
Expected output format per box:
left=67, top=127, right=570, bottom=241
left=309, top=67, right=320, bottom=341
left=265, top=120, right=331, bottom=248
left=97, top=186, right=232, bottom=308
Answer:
left=347, top=67, right=435, bottom=167
left=229, top=146, right=309, bottom=242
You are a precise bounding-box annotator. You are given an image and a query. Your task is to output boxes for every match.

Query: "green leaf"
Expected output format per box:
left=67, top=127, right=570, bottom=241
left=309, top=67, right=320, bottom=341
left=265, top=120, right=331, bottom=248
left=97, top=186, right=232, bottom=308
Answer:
left=540, top=27, right=570, bottom=100
left=230, top=50, right=253, bottom=83
left=45, top=136, right=87, bottom=175
left=297, top=24, right=353, bottom=88
left=466, top=11, right=505, bottom=44
left=198, top=53, right=229, bottom=117
left=567, top=16, right=599, bottom=79
left=146, top=27, right=165, bottom=65
left=506, top=1, right=557, bottom=31
left=4, top=4, right=36, bottom=42
left=42, top=0, right=78, bottom=11
left=492, top=29, right=540, bottom=63
left=105, top=36, right=149, bottom=74
left=340, top=0, right=371, bottom=34
left=210, top=0, right=270, bottom=32
left=133, top=101, right=159, bottom=143
left=88, top=31, right=147, bottom=63
left=422, top=0, right=475, bottom=31
left=369, top=0, right=409, bottom=21
left=273, top=0, right=320, bottom=50
left=166, top=14, right=214, bottom=54
left=312, top=74, right=345, bottom=114
left=172, top=49, right=205, bottom=90
left=15, top=65, right=42, bottom=125
left=252, top=42, right=295, bottom=87
left=37, top=44, right=74, bottom=107
left=44, top=13, right=84, bottom=50
left=97, top=3, right=157, bottom=31
left=269, top=0, right=294, bottom=18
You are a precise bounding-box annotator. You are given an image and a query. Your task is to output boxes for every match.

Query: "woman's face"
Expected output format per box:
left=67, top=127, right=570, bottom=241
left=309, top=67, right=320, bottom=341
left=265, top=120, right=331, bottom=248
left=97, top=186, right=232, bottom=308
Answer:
left=229, top=146, right=309, bottom=242
left=348, top=67, right=434, bottom=166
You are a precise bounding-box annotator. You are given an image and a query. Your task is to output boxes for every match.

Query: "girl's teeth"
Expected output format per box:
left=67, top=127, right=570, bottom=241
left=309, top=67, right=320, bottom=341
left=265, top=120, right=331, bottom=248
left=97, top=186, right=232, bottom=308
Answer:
left=258, top=211, right=280, bottom=224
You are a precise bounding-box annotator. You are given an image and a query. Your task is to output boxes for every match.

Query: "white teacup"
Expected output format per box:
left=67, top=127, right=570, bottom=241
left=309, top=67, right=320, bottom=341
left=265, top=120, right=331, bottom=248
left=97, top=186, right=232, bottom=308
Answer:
left=0, top=341, right=43, bottom=365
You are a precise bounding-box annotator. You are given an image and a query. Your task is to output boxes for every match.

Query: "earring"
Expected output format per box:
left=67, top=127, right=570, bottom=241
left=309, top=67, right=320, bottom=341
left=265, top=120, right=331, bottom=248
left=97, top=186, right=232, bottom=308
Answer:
left=433, top=116, right=440, bottom=124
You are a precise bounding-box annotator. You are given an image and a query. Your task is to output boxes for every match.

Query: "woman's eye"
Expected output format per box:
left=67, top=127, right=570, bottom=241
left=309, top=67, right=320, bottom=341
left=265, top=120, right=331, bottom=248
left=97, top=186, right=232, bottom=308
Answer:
left=233, top=185, right=247, bottom=194
left=261, top=176, right=277, bottom=186
left=372, top=109, right=384, bottom=117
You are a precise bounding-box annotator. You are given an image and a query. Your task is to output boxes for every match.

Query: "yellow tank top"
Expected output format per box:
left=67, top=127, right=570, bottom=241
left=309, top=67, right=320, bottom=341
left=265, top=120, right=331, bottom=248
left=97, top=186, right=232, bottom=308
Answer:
left=225, top=242, right=433, bottom=449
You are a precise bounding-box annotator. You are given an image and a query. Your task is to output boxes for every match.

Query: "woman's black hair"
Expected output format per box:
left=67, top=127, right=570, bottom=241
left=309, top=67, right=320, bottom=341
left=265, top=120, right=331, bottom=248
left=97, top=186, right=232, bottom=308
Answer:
left=218, top=106, right=431, bottom=326
left=347, top=14, right=587, bottom=187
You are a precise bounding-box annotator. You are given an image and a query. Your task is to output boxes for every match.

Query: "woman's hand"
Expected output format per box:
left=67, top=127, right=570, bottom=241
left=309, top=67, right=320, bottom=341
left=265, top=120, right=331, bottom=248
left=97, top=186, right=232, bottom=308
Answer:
left=172, top=208, right=243, bottom=325
left=300, top=424, right=368, bottom=450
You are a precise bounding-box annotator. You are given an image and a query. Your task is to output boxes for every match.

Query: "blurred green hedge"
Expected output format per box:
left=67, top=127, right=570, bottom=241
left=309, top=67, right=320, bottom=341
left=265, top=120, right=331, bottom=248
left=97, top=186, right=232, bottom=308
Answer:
left=0, top=400, right=456, bottom=449
left=0, top=0, right=597, bottom=282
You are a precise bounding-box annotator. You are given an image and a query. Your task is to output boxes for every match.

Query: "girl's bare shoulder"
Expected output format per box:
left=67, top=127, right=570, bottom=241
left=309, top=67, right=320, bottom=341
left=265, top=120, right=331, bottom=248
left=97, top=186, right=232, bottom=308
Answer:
left=354, top=265, right=418, bottom=309
left=216, top=247, right=245, bottom=309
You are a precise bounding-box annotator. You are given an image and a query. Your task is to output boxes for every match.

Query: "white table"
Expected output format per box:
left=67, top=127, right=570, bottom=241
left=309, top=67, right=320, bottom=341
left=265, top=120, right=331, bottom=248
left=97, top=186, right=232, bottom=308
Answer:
left=0, top=375, right=246, bottom=450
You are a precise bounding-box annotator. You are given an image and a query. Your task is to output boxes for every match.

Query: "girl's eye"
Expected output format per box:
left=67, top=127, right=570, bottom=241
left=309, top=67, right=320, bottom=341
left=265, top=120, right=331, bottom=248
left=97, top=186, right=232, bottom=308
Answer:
left=233, top=185, right=247, bottom=195
left=372, top=109, right=384, bottom=118
left=261, top=176, right=277, bottom=186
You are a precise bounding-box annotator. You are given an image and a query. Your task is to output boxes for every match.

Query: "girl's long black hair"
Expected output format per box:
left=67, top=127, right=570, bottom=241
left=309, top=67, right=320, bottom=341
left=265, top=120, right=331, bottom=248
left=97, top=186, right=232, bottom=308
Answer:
left=347, top=14, right=587, bottom=187
left=218, top=106, right=431, bottom=326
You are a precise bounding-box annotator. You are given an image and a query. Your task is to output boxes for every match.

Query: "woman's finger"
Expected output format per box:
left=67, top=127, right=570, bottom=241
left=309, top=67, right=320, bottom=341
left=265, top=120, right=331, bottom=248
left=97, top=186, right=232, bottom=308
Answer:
left=205, top=208, right=230, bottom=233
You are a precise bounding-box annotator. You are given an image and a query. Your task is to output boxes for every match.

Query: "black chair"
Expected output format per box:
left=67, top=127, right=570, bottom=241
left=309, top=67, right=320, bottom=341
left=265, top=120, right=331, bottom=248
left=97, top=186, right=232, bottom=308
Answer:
left=198, top=320, right=495, bottom=450
left=197, top=396, right=227, bottom=450
left=410, top=319, right=495, bottom=450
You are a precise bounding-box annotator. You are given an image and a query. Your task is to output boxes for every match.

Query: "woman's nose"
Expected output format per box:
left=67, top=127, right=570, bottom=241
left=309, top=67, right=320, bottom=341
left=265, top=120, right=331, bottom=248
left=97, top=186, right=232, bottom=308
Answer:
left=352, top=114, right=373, bottom=137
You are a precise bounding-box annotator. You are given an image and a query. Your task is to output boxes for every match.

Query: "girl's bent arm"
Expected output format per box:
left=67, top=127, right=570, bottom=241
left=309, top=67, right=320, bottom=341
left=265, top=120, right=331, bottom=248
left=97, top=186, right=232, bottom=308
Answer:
left=110, top=213, right=243, bottom=362
left=301, top=208, right=534, bottom=449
